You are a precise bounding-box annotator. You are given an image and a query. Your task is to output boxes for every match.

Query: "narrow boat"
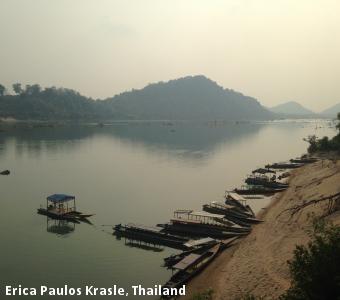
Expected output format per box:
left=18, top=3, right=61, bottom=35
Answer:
left=234, top=185, right=287, bottom=195
left=162, top=243, right=221, bottom=294
left=164, top=239, right=217, bottom=268
left=290, top=157, right=318, bottom=164
left=265, top=162, right=303, bottom=169
left=252, top=168, right=276, bottom=174
left=171, top=210, right=250, bottom=233
left=203, top=202, right=261, bottom=226
left=224, top=192, right=256, bottom=217
left=158, top=219, right=250, bottom=239
left=245, top=175, right=288, bottom=188
left=114, top=223, right=189, bottom=250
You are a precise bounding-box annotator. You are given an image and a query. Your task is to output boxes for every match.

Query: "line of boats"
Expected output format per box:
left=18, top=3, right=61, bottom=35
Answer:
left=35, top=154, right=317, bottom=297
left=113, top=154, right=318, bottom=296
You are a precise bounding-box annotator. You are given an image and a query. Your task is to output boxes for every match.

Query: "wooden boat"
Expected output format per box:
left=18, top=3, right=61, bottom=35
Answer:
left=171, top=211, right=251, bottom=233
left=203, top=202, right=253, bottom=219
left=162, top=243, right=221, bottom=293
left=234, top=185, right=287, bottom=195
left=202, top=202, right=248, bottom=217
left=0, top=169, right=10, bottom=175
left=114, top=223, right=189, bottom=249
left=164, top=240, right=217, bottom=268
left=252, top=168, right=276, bottom=174
left=224, top=192, right=256, bottom=217
left=158, top=220, right=249, bottom=239
left=265, top=162, right=303, bottom=169
left=37, top=194, right=93, bottom=222
left=245, top=175, right=288, bottom=188
left=66, top=211, right=95, bottom=219
left=37, top=208, right=81, bottom=223
left=203, top=202, right=261, bottom=226
left=290, top=157, right=318, bottom=164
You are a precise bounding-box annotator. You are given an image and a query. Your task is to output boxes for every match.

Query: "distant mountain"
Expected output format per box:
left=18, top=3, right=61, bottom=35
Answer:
left=104, top=75, right=274, bottom=120
left=0, top=76, right=275, bottom=121
left=321, top=103, right=340, bottom=117
left=269, top=101, right=315, bottom=116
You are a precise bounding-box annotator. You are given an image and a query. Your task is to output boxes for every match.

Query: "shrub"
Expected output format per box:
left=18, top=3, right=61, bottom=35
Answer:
left=280, top=219, right=340, bottom=300
left=192, top=288, right=214, bottom=300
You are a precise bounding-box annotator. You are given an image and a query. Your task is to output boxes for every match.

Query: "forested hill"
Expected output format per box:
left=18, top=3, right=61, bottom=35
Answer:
left=103, top=76, right=274, bottom=120
left=0, top=76, right=274, bottom=121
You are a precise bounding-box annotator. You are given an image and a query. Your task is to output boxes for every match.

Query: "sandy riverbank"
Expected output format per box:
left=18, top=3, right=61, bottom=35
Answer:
left=182, top=158, right=340, bottom=300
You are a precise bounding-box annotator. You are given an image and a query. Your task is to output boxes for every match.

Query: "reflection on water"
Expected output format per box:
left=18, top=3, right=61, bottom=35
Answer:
left=0, top=120, right=336, bottom=299
left=46, top=218, right=76, bottom=236
left=0, top=122, right=266, bottom=162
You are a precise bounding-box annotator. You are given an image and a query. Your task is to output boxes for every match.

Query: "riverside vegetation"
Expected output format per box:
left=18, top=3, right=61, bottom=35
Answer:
left=306, top=113, right=340, bottom=153
left=0, top=76, right=274, bottom=121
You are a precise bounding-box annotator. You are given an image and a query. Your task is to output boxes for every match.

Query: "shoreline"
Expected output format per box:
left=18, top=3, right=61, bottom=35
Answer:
left=182, top=157, right=340, bottom=300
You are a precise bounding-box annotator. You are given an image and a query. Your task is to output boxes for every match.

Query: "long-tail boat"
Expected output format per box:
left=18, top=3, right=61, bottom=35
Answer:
left=162, top=243, right=221, bottom=294
left=245, top=174, right=288, bottom=188
left=265, top=162, right=303, bottom=169
left=113, top=223, right=189, bottom=250
left=233, top=185, right=287, bottom=195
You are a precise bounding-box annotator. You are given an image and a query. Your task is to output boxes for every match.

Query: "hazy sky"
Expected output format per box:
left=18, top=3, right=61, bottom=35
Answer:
left=1, top=0, right=339, bottom=111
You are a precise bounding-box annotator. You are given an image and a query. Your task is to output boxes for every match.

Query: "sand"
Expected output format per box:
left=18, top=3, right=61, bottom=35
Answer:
left=182, top=158, right=340, bottom=300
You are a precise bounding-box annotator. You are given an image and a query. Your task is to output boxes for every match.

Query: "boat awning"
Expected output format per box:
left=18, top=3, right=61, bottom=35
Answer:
left=190, top=211, right=225, bottom=219
left=47, top=194, right=75, bottom=203
left=184, top=237, right=215, bottom=248
left=127, top=223, right=163, bottom=233
left=173, top=253, right=201, bottom=270
left=210, top=201, right=234, bottom=209
left=226, top=192, right=246, bottom=202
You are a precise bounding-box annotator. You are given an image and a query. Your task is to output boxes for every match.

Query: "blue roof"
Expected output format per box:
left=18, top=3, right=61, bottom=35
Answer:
left=47, top=194, right=75, bottom=203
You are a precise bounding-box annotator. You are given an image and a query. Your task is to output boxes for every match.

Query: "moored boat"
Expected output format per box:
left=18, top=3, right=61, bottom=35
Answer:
left=162, top=243, right=221, bottom=295
left=234, top=185, right=287, bottom=195
left=265, top=162, right=303, bottom=169
left=245, top=174, right=288, bottom=188
left=37, top=194, right=93, bottom=222
left=114, top=223, right=189, bottom=249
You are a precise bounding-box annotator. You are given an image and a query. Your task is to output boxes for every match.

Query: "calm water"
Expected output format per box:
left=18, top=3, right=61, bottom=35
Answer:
left=0, top=120, right=336, bottom=299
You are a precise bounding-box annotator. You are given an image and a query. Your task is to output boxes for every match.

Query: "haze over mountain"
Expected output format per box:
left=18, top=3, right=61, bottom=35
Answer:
left=0, top=76, right=274, bottom=121
left=321, top=103, right=340, bottom=117
left=269, top=101, right=315, bottom=116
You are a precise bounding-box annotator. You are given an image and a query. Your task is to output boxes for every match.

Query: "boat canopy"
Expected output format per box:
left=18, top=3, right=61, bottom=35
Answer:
left=127, top=223, right=163, bottom=233
left=184, top=237, right=215, bottom=248
left=173, top=253, right=201, bottom=270
left=47, top=194, right=75, bottom=203
left=226, top=192, right=247, bottom=202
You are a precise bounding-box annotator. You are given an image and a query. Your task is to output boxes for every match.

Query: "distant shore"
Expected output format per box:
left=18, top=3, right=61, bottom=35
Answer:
left=182, top=157, right=340, bottom=300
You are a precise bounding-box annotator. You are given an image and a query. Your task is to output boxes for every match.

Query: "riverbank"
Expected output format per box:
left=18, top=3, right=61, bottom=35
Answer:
left=182, top=157, right=340, bottom=300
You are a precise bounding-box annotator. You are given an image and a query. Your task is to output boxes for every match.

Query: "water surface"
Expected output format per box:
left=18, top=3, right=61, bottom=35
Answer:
left=0, top=120, right=336, bottom=299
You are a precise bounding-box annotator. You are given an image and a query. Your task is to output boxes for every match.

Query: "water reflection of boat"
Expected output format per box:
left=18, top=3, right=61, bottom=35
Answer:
left=46, top=218, right=76, bottom=235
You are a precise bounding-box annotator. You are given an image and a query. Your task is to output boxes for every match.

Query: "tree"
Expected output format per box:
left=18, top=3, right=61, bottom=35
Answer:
left=12, top=83, right=23, bottom=95
left=336, top=112, right=340, bottom=132
left=24, top=84, right=41, bottom=96
left=304, top=135, right=318, bottom=153
left=280, top=220, right=340, bottom=300
left=0, top=84, right=5, bottom=96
